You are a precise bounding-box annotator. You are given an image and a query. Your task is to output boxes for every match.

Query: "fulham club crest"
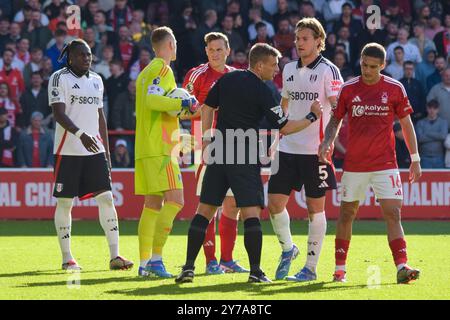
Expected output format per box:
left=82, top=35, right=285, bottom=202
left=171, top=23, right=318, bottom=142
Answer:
left=310, top=74, right=318, bottom=83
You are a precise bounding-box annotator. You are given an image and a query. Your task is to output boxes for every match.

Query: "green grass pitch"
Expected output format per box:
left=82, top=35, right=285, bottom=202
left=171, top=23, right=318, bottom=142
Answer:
left=1, top=220, right=449, bottom=300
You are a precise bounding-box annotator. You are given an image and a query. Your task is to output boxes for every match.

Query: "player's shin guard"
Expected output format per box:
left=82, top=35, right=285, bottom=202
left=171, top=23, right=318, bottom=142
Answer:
left=269, top=209, right=293, bottom=252
left=96, top=191, right=120, bottom=259
left=55, top=198, right=74, bottom=263
left=335, top=238, right=350, bottom=270
left=138, top=207, right=159, bottom=265
left=389, top=238, right=408, bottom=270
left=203, top=216, right=217, bottom=263
left=219, top=214, right=238, bottom=262
left=244, top=218, right=263, bottom=273
left=305, top=212, right=327, bottom=272
left=185, top=214, right=210, bottom=268
left=152, top=201, right=182, bottom=258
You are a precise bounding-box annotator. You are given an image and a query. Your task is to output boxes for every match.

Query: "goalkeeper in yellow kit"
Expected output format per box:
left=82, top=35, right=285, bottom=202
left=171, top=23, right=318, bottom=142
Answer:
left=135, top=27, right=198, bottom=277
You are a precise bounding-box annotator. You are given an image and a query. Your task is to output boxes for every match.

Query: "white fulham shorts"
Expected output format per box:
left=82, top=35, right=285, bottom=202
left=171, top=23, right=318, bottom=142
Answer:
left=195, top=163, right=234, bottom=197
left=341, top=169, right=403, bottom=203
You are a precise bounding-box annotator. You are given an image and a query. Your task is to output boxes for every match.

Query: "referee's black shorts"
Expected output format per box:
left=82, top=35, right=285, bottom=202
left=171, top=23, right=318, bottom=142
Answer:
left=53, top=152, right=112, bottom=199
left=268, top=152, right=336, bottom=198
left=200, top=163, right=264, bottom=208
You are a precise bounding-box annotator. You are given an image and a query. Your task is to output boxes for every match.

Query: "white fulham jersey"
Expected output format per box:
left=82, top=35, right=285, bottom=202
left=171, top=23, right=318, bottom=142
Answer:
left=280, top=55, right=343, bottom=154
left=49, top=67, right=106, bottom=156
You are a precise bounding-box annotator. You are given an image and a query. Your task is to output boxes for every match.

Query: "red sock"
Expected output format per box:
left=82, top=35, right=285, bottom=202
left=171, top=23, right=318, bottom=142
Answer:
left=335, top=238, right=350, bottom=266
left=389, top=238, right=408, bottom=266
left=203, top=216, right=217, bottom=263
left=219, top=214, right=238, bottom=262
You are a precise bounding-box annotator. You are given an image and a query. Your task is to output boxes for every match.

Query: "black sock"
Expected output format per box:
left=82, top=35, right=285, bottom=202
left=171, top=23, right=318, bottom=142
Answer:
left=185, top=214, right=210, bottom=268
left=244, top=217, right=263, bottom=274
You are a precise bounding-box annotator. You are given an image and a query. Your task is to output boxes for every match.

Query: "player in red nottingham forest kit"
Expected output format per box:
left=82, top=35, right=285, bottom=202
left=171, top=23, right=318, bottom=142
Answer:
left=319, top=43, right=422, bottom=284
left=182, top=32, right=248, bottom=274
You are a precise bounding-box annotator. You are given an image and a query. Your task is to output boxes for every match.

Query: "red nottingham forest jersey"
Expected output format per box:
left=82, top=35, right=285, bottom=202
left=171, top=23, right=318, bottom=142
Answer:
left=183, top=63, right=235, bottom=132
left=183, top=63, right=235, bottom=105
left=333, top=75, right=413, bottom=172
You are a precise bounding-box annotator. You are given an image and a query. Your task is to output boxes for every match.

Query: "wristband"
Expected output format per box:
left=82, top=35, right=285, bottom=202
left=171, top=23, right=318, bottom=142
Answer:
left=410, top=153, right=420, bottom=162
left=305, top=112, right=318, bottom=123
left=74, top=130, right=84, bottom=138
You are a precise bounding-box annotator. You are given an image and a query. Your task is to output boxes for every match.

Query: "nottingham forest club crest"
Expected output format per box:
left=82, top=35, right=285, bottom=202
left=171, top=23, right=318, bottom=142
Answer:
left=381, top=92, right=388, bottom=104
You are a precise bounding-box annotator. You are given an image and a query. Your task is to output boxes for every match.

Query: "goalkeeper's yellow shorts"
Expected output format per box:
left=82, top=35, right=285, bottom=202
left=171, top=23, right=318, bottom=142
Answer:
left=135, top=156, right=183, bottom=195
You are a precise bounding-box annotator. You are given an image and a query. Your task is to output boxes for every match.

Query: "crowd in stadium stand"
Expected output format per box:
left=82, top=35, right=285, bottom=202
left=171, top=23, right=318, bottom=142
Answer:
left=0, top=0, right=449, bottom=169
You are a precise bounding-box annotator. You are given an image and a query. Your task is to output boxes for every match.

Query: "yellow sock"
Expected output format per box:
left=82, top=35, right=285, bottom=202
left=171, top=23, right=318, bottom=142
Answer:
left=152, top=202, right=182, bottom=256
left=138, top=207, right=159, bottom=262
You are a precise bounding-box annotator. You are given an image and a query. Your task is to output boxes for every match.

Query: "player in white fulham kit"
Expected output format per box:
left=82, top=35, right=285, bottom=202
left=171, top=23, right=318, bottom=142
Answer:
left=268, top=18, right=343, bottom=281
left=49, top=39, right=133, bottom=271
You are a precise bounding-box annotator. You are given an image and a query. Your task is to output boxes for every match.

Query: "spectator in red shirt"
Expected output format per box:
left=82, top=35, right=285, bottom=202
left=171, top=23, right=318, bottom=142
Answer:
left=110, top=0, right=133, bottom=31
left=0, top=49, right=25, bottom=100
left=230, top=49, right=248, bottom=69
left=129, top=47, right=152, bottom=80
left=273, top=18, right=295, bottom=58
left=0, top=82, right=21, bottom=129
left=115, top=25, right=137, bottom=71
left=16, top=38, right=31, bottom=65
left=273, top=55, right=290, bottom=92
left=380, top=0, right=412, bottom=23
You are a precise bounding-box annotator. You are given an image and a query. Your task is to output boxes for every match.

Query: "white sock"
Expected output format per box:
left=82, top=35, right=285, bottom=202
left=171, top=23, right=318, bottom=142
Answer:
left=140, top=259, right=149, bottom=268
left=270, top=209, right=293, bottom=252
left=397, top=263, right=406, bottom=271
left=335, top=265, right=346, bottom=272
left=96, top=191, right=119, bottom=259
left=305, top=212, right=327, bottom=272
left=54, top=198, right=74, bottom=263
left=151, top=254, right=162, bottom=262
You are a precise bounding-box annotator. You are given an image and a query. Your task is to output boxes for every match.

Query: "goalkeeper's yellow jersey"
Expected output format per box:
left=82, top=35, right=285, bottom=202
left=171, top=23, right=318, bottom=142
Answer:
left=135, top=58, right=182, bottom=159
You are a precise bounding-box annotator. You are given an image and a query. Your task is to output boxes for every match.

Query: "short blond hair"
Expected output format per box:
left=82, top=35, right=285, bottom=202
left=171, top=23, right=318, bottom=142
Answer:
left=204, top=32, right=230, bottom=49
left=295, top=18, right=326, bottom=52
left=151, top=26, right=175, bottom=48
left=249, top=43, right=281, bottom=68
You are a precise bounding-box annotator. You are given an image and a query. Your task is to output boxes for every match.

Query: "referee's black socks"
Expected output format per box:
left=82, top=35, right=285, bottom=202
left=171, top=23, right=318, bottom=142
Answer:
left=244, top=217, right=263, bottom=274
left=185, top=214, right=210, bottom=268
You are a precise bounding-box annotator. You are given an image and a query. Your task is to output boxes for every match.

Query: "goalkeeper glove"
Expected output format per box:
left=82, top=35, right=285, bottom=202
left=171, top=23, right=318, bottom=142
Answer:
left=181, top=96, right=199, bottom=114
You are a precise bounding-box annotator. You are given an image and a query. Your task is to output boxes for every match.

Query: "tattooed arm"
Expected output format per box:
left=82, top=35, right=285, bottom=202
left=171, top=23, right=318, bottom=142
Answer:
left=318, top=99, right=343, bottom=164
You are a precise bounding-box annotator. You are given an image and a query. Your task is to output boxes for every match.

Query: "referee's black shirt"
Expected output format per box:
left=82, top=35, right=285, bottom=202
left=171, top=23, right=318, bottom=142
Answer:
left=205, top=69, right=288, bottom=133
left=204, top=69, right=288, bottom=165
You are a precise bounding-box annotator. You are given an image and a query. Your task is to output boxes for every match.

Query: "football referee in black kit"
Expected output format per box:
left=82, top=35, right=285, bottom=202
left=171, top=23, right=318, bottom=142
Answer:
left=176, top=43, right=323, bottom=283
